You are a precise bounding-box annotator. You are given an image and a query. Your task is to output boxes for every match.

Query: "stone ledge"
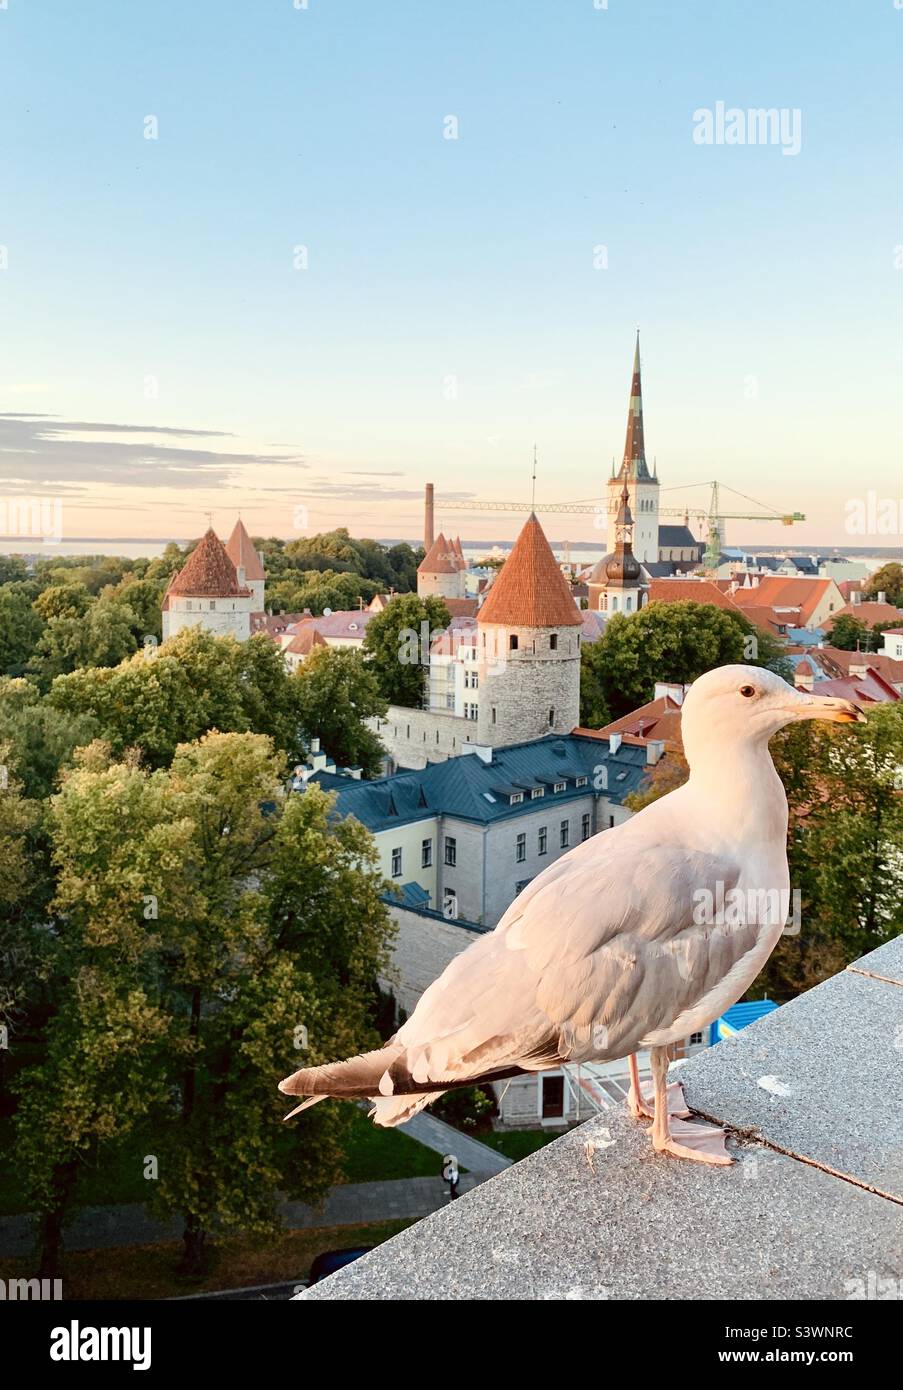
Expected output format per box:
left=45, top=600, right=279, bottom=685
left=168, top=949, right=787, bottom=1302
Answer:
left=299, top=939, right=903, bottom=1301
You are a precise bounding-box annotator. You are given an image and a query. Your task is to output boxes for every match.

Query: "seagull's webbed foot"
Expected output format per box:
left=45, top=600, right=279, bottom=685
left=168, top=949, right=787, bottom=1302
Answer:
left=648, top=1045, right=734, bottom=1167
left=651, top=1116, right=733, bottom=1166
left=626, top=1053, right=690, bottom=1120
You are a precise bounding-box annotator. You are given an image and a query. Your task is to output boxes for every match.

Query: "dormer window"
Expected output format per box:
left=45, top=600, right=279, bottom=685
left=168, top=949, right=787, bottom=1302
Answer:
left=531, top=788, right=544, bottom=799
left=575, top=775, right=588, bottom=788
left=510, top=792, right=524, bottom=805
left=553, top=781, right=566, bottom=793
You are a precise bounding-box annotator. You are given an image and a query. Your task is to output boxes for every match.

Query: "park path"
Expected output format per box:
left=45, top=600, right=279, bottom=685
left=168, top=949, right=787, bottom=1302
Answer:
left=397, top=1113, right=512, bottom=1174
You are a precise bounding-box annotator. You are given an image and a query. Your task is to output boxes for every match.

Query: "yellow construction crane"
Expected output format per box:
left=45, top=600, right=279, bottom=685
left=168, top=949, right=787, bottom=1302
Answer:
left=436, top=479, right=805, bottom=568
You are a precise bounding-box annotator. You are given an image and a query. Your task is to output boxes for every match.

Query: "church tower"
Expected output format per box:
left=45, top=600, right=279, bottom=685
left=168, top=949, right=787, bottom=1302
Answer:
left=588, top=481, right=648, bottom=615
left=476, top=513, right=581, bottom=746
left=606, top=333, right=659, bottom=565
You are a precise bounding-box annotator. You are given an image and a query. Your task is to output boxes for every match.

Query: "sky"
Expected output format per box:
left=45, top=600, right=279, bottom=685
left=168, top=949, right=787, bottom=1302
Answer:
left=1, top=0, right=902, bottom=548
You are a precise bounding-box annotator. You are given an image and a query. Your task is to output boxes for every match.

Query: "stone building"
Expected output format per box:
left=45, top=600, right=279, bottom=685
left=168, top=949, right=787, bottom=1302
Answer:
left=417, top=531, right=467, bottom=601
left=225, top=518, right=266, bottom=610
left=475, top=513, right=582, bottom=746
left=161, top=526, right=254, bottom=641
left=375, top=511, right=581, bottom=770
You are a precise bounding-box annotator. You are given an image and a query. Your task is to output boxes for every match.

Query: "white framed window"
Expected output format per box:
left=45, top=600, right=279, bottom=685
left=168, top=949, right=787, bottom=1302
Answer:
left=560, top=820, right=569, bottom=849
left=538, top=826, right=547, bottom=855
left=391, top=847, right=402, bottom=877
left=516, top=833, right=526, bottom=864
left=421, top=839, right=432, bottom=868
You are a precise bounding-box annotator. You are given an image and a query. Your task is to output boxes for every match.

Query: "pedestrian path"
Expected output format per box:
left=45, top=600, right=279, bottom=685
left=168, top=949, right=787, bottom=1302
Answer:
left=397, top=1112, right=512, bottom=1174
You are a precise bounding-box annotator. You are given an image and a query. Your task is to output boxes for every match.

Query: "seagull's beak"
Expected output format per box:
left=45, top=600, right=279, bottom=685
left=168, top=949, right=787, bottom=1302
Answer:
left=792, top=693, right=867, bottom=724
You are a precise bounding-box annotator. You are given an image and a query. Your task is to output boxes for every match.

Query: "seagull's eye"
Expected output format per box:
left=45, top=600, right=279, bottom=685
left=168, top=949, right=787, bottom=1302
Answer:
left=739, top=684, right=756, bottom=698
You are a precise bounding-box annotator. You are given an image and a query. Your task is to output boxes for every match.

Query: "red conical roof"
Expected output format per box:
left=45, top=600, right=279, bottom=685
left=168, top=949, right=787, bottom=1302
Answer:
left=418, top=531, right=459, bottom=575
left=169, top=528, right=251, bottom=598
left=226, top=519, right=266, bottom=580
left=477, top=514, right=581, bottom=627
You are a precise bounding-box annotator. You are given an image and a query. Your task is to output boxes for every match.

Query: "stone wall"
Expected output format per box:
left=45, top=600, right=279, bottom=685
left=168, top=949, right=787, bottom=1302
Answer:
left=381, top=903, right=488, bottom=1018
left=476, top=624, right=580, bottom=746
left=373, top=707, right=477, bottom=770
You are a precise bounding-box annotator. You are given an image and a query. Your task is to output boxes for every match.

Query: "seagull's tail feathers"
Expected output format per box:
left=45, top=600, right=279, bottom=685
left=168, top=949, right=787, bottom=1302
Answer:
left=279, top=1042, right=530, bottom=1127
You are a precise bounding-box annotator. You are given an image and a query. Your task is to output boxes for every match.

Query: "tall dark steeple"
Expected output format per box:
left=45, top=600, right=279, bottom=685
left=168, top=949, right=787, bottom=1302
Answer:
left=619, top=331, right=653, bottom=482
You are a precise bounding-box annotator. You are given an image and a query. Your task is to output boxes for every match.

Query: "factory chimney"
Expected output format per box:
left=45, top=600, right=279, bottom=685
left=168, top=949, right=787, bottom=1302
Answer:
left=424, top=482, right=435, bottom=551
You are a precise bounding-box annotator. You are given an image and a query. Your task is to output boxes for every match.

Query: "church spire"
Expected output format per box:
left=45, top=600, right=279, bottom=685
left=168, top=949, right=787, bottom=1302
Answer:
left=619, top=330, right=652, bottom=482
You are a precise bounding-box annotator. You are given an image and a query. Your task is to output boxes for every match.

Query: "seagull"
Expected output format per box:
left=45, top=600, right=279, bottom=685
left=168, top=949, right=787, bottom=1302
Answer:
left=280, top=666, right=864, bottom=1165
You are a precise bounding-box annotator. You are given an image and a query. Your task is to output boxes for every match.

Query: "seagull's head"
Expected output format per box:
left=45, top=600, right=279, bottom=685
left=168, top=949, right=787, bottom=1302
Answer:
left=681, top=664, right=866, bottom=760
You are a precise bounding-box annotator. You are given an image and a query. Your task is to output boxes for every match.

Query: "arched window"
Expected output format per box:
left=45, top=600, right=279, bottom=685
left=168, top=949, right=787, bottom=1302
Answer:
left=549, top=633, right=558, bottom=651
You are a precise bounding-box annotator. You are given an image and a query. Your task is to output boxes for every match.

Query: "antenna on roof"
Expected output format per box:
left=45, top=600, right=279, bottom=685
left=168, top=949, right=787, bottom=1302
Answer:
left=531, top=445, right=538, bottom=510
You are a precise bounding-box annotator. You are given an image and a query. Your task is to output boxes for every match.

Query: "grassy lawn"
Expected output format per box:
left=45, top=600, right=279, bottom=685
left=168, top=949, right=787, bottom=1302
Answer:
left=480, top=1129, right=563, bottom=1162
left=0, top=1106, right=450, bottom=1218
left=0, top=1220, right=414, bottom=1301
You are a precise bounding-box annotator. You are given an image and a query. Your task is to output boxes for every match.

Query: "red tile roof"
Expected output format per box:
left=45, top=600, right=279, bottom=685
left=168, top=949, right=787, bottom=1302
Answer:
left=796, top=668, right=899, bottom=705
left=284, top=623, right=327, bottom=657
left=445, top=597, right=479, bottom=619
left=828, top=601, right=903, bottom=629
left=477, top=513, right=582, bottom=628
left=168, top=528, right=251, bottom=599
left=574, top=693, right=685, bottom=751
left=418, top=532, right=459, bottom=575
left=226, top=519, right=266, bottom=581
left=647, top=579, right=743, bottom=612
left=731, top=576, right=837, bottom=627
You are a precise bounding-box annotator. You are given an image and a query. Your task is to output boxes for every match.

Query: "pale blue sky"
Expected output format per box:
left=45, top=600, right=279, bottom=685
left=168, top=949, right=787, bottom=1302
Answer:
left=1, top=0, right=901, bottom=544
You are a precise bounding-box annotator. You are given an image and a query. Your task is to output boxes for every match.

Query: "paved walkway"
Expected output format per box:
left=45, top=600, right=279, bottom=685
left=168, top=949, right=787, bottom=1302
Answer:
left=0, top=1175, right=493, bottom=1260
left=397, top=1113, right=512, bottom=1174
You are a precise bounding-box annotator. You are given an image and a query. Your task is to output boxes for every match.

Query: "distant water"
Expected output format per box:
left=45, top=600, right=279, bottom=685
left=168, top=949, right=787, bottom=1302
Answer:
left=2, top=535, right=900, bottom=575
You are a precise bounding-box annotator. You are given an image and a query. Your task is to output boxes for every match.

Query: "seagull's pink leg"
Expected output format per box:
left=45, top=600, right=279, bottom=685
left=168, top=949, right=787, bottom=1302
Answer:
left=627, top=1051, right=690, bottom=1121
left=649, top=1045, right=733, bottom=1166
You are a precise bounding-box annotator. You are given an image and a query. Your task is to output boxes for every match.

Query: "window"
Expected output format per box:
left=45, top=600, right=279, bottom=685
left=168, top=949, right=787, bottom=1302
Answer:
left=509, top=634, right=519, bottom=651
left=581, top=813, right=591, bottom=841
left=516, top=833, right=526, bottom=863
left=575, top=775, right=588, bottom=788
left=210, top=601, right=216, bottom=611
left=510, top=792, right=523, bottom=805
left=421, top=839, right=432, bottom=868
left=538, top=826, right=547, bottom=855
left=491, top=706, right=497, bottom=725
left=689, top=1031, right=704, bottom=1046
left=553, top=781, right=566, bottom=793
left=560, top=819, right=570, bottom=849
left=609, top=815, right=615, bottom=829
left=391, top=847, right=402, bottom=877
left=446, top=693, right=455, bottom=710
left=471, top=672, right=479, bottom=688
left=443, top=889, right=458, bottom=919
left=531, top=787, right=544, bottom=799
left=445, top=837, right=457, bottom=867
left=548, top=708, right=555, bottom=726
left=549, top=633, right=558, bottom=651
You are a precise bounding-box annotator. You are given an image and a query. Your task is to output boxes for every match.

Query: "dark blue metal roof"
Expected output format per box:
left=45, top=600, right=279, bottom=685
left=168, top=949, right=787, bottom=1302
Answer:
left=305, top=733, right=650, bottom=832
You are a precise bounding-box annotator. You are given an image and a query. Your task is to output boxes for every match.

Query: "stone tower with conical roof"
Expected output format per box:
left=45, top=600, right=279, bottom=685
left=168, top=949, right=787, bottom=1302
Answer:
left=606, top=332, right=659, bottom=564
left=418, top=531, right=466, bottom=600
left=476, top=513, right=581, bottom=746
left=225, top=519, right=266, bottom=610
left=161, top=526, right=254, bottom=641
left=588, top=481, right=648, bottom=614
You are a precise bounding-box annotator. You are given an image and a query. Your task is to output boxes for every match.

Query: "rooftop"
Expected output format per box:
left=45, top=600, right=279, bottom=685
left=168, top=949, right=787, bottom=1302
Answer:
left=477, top=513, right=582, bottom=629
left=306, top=732, right=651, bottom=831
left=168, top=527, right=251, bottom=599
left=301, top=935, right=903, bottom=1301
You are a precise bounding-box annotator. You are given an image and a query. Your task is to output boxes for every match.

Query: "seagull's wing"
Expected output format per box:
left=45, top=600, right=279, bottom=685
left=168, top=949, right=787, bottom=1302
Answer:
left=280, top=833, right=762, bottom=1117
left=394, top=835, right=755, bottom=1076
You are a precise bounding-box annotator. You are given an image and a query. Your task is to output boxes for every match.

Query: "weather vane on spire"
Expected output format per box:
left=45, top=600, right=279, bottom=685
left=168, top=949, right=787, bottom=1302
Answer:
left=531, top=444, right=538, bottom=510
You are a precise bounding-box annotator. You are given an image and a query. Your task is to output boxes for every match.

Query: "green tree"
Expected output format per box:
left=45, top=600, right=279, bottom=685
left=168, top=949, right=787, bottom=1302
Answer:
left=362, top=593, right=451, bottom=708
left=295, top=646, right=387, bottom=775
left=33, top=582, right=92, bottom=622
left=580, top=600, right=790, bottom=722
left=761, top=704, right=903, bottom=999
left=828, top=613, right=874, bottom=651
left=863, top=562, right=903, bottom=608
left=48, top=629, right=304, bottom=768
left=0, top=585, right=45, bottom=675
left=0, top=678, right=97, bottom=799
